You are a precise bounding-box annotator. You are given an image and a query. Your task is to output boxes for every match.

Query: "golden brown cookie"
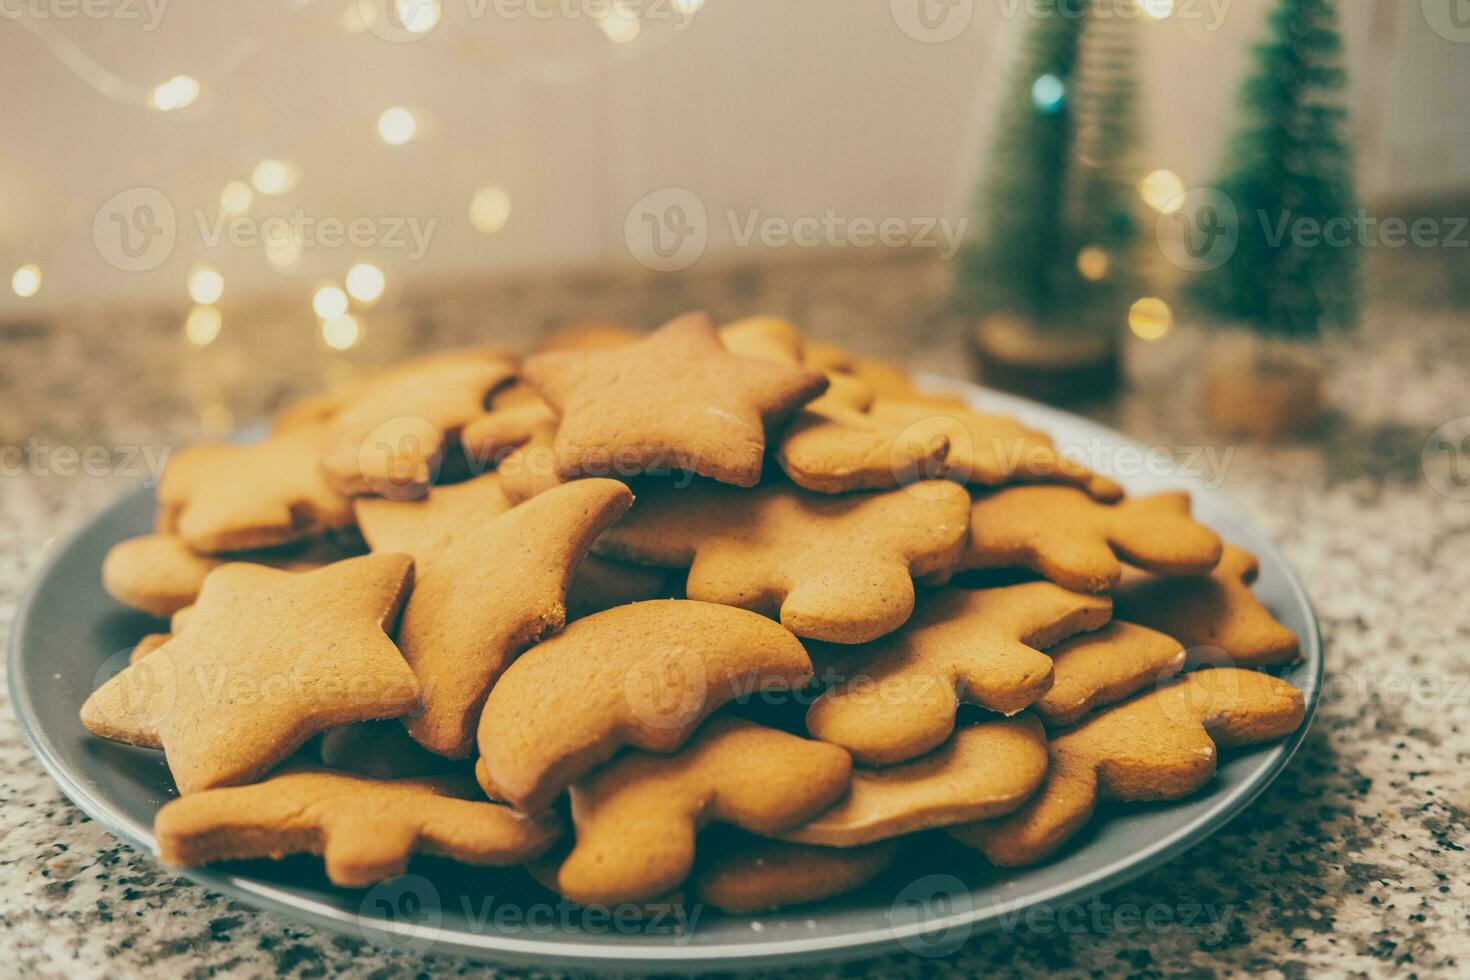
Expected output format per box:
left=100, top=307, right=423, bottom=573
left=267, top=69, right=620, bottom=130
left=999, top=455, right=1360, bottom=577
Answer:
left=476, top=600, right=814, bottom=811
left=522, top=312, right=828, bottom=487
left=950, top=487, right=1223, bottom=592
left=317, top=721, right=465, bottom=780
left=1034, top=621, right=1186, bottom=727
left=154, top=769, right=560, bottom=886
left=595, top=478, right=971, bottom=644
left=949, top=669, right=1305, bottom=866
left=129, top=632, right=173, bottom=663
left=459, top=401, right=562, bottom=503
left=535, top=321, right=642, bottom=353
left=320, top=351, right=516, bottom=498
left=783, top=716, right=1049, bottom=846
left=157, top=425, right=355, bottom=554
left=806, top=583, right=1111, bottom=765
left=102, top=534, right=361, bottom=618
left=692, top=838, right=898, bottom=914
left=355, top=474, right=632, bottom=758
left=776, top=398, right=1122, bottom=499
left=556, top=714, right=852, bottom=905
left=81, top=553, right=419, bottom=793
left=1113, top=544, right=1300, bottom=668
left=775, top=405, right=952, bottom=494
left=719, top=316, right=874, bottom=412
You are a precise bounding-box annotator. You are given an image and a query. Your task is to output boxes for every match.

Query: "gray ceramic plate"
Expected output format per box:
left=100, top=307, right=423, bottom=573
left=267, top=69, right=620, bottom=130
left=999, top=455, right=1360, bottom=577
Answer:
left=9, top=380, right=1322, bottom=972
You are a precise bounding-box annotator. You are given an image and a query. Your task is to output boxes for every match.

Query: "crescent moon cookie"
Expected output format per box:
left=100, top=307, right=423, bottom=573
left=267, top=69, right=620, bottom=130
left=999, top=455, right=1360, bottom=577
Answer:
left=476, top=600, right=814, bottom=811
left=521, top=312, right=829, bottom=487
left=355, top=473, right=633, bottom=758
left=555, top=714, right=853, bottom=906
left=948, top=668, right=1305, bottom=866
left=945, top=487, right=1223, bottom=592
left=154, top=769, right=561, bottom=887
left=806, top=582, right=1112, bottom=765
left=594, top=477, right=971, bottom=644
left=81, top=553, right=419, bottom=794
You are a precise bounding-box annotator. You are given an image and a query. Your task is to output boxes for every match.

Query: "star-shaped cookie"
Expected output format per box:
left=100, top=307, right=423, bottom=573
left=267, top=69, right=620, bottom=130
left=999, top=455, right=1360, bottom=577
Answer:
left=81, top=553, right=419, bottom=793
left=157, top=425, right=355, bottom=554
left=594, top=477, right=971, bottom=644
left=522, top=312, right=829, bottom=487
left=355, top=473, right=633, bottom=758
left=154, top=769, right=561, bottom=887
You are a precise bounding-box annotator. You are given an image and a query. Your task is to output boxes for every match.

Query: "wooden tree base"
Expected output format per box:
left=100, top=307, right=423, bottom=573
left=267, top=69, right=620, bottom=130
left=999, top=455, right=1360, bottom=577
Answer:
left=1202, top=344, right=1323, bottom=438
left=969, top=315, right=1121, bottom=404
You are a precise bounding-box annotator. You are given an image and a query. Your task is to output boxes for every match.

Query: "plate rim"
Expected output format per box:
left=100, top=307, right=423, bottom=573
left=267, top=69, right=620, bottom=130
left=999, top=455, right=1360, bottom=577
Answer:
left=6, top=378, right=1324, bottom=972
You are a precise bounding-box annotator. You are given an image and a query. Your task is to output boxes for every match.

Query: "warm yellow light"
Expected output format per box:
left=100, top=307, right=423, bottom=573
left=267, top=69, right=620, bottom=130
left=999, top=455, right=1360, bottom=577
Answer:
left=469, top=185, right=512, bottom=234
left=396, top=0, right=440, bottom=34
left=377, top=107, right=417, bottom=146
left=346, top=263, right=386, bottom=303
left=1129, top=297, right=1174, bottom=341
left=599, top=5, right=641, bottom=43
left=184, top=305, right=223, bottom=347
left=1139, top=168, right=1185, bottom=214
left=1076, top=246, right=1110, bottom=282
left=1140, top=0, right=1175, bottom=20
left=343, top=1, right=373, bottom=32
left=672, top=0, right=704, bottom=11
left=188, top=265, right=225, bottom=305
left=266, top=239, right=302, bottom=269
left=252, top=159, right=298, bottom=195
left=219, top=181, right=253, bottom=217
left=313, top=284, right=350, bottom=320
left=150, top=75, right=200, bottom=111
left=11, top=264, right=41, bottom=298
left=321, top=314, right=363, bottom=351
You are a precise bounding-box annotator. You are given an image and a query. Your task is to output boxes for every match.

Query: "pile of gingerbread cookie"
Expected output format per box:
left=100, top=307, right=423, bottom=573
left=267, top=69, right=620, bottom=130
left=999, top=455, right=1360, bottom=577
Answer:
left=86, top=312, right=1306, bottom=915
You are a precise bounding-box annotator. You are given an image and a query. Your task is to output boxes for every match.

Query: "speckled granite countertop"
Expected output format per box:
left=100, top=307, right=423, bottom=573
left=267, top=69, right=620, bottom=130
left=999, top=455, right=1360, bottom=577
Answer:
left=3, top=253, right=1467, bottom=978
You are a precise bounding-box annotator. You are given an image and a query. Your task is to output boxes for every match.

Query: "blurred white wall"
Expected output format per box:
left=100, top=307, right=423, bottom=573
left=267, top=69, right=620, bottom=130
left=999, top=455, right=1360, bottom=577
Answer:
left=0, top=0, right=1464, bottom=316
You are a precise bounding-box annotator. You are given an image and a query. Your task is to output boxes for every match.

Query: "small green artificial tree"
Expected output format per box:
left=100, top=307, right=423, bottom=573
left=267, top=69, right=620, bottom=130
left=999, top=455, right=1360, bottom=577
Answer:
left=957, top=0, right=1139, bottom=333
left=1188, top=0, right=1359, bottom=339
